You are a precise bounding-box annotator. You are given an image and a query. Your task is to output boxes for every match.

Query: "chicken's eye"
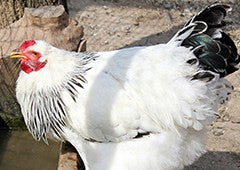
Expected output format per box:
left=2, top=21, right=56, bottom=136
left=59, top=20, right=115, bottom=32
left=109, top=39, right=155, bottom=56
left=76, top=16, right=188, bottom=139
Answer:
left=32, top=51, right=38, bottom=56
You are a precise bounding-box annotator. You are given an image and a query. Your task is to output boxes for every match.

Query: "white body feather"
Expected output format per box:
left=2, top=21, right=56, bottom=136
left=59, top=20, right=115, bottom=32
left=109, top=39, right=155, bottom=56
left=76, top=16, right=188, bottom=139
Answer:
left=16, top=40, right=232, bottom=169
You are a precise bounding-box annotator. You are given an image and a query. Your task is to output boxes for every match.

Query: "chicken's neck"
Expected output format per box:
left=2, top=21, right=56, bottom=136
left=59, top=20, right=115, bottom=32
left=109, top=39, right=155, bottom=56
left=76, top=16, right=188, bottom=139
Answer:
left=16, top=52, right=98, bottom=142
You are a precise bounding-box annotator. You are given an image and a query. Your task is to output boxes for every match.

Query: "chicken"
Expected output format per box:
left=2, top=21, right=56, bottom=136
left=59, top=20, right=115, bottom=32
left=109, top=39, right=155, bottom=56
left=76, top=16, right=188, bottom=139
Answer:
left=10, top=4, right=239, bottom=170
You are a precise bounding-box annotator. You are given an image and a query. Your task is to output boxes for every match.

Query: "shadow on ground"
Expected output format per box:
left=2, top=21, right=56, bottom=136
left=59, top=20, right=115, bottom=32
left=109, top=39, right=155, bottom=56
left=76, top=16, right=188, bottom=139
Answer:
left=184, top=151, right=240, bottom=170
left=0, top=130, right=11, bottom=165
left=122, top=24, right=183, bottom=48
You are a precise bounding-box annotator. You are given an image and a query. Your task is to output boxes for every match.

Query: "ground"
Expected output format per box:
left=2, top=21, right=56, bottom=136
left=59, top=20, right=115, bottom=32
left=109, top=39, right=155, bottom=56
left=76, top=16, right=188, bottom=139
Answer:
left=67, top=0, right=240, bottom=169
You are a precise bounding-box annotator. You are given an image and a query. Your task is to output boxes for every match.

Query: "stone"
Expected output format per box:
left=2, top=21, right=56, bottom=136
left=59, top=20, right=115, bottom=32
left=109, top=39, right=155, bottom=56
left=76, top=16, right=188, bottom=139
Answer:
left=231, top=117, right=240, bottom=124
left=212, top=127, right=224, bottom=136
left=58, top=142, right=84, bottom=170
left=222, top=114, right=231, bottom=122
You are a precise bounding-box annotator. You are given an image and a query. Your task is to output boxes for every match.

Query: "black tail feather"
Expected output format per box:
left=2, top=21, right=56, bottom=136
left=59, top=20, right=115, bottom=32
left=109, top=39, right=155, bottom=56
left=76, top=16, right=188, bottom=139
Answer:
left=185, top=4, right=230, bottom=27
left=181, top=4, right=239, bottom=77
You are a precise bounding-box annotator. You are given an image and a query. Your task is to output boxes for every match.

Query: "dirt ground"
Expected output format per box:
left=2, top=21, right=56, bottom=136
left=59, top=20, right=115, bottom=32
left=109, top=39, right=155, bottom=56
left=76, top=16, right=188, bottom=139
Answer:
left=67, top=0, right=240, bottom=169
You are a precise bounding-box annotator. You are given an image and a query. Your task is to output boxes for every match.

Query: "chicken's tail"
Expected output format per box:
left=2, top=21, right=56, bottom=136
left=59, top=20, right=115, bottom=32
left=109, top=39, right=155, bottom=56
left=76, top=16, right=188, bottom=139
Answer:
left=169, top=4, right=240, bottom=78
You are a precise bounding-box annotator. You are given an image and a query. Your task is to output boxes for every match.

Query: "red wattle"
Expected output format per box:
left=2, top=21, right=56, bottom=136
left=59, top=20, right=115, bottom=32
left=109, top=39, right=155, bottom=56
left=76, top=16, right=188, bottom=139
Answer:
left=20, top=62, right=33, bottom=74
left=20, top=60, right=47, bottom=74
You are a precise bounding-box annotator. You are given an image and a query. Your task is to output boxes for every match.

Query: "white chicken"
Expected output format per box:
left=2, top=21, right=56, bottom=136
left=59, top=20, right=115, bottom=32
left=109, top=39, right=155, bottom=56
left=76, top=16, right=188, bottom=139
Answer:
left=10, top=4, right=239, bottom=170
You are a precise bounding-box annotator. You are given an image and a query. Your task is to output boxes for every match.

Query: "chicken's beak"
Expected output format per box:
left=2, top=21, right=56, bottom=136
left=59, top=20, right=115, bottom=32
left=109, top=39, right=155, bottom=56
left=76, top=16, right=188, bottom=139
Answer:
left=10, top=51, right=27, bottom=59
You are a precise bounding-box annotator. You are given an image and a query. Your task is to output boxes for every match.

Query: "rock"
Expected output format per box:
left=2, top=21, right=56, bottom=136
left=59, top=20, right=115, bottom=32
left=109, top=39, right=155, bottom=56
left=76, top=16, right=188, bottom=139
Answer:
left=133, top=21, right=139, bottom=26
left=58, top=142, right=84, bottom=170
left=162, top=12, right=172, bottom=25
left=0, top=5, right=85, bottom=128
left=231, top=117, right=240, bottom=124
left=134, top=15, right=144, bottom=26
left=163, top=2, right=173, bottom=9
left=222, top=113, right=231, bottom=122
left=212, top=127, right=224, bottom=136
left=103, top=6, right=108, bottom=10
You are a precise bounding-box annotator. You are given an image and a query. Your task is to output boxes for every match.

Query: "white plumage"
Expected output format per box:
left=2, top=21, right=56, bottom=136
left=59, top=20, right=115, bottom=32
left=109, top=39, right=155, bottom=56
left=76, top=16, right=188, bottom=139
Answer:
left=13, top=4, right=239, bottom=170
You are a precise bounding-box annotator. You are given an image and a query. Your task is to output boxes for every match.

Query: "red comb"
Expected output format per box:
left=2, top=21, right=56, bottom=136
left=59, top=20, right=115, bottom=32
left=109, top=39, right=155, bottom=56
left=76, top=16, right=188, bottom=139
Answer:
left=19, top=40, right=36, bottom=51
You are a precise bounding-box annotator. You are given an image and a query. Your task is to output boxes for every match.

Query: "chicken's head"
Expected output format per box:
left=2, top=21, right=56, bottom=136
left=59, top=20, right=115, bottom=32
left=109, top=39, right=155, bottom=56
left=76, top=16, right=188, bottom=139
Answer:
left=11, top=40, right=49, bottom=74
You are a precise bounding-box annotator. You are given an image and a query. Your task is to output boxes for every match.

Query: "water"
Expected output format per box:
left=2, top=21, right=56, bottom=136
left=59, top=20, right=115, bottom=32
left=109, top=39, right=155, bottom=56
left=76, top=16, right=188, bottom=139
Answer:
left=0, top=130, right=60, bottom=170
